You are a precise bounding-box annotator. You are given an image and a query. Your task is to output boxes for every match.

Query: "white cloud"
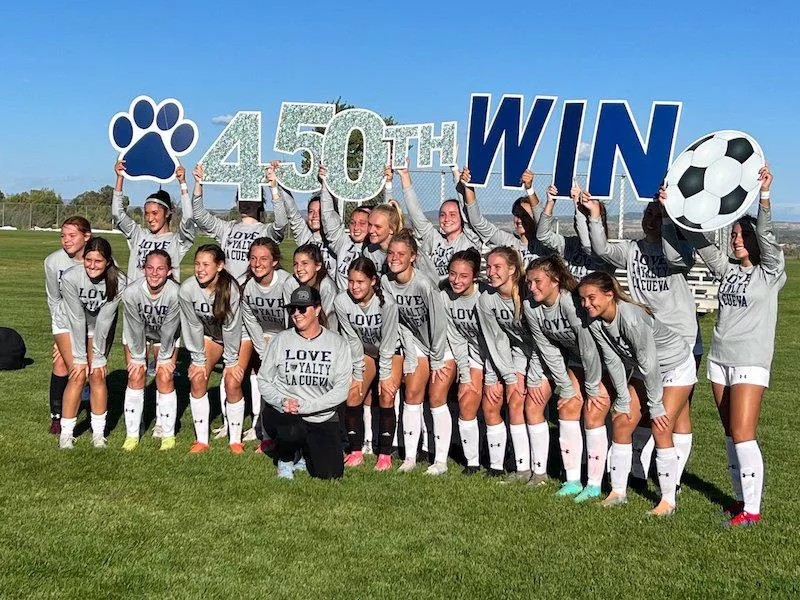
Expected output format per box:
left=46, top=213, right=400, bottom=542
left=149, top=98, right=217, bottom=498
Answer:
left=211, top=114, right=234, bottom=125
left=577, top=141, right=591, bottom=161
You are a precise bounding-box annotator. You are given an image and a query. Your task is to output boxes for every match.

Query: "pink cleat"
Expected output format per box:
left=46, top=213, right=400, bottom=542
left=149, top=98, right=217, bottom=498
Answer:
left=374, top=454, right=393, bottom=472
left=344, top=451, right=364, bottom=467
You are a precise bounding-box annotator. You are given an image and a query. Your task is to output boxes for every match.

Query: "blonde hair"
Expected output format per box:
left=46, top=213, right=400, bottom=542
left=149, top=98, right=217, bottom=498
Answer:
left=578, top=271, right=654, bottom=316
left=372, top=201, right=404, bottom=234
left=487, top=246, right=524, bottom=323
left=527, top=255, right=577, bottom=293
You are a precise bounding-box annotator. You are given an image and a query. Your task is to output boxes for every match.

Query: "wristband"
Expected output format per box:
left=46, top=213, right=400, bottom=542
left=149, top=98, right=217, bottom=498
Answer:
left=271, top=188, right=280, bottom=201
left=525, top=187, right=535, bottom=198
left=385, top=181, right=393, bottom=192
left=180, top=183, right=188, bottom=192
left=760, top=191, right=770, bottom=200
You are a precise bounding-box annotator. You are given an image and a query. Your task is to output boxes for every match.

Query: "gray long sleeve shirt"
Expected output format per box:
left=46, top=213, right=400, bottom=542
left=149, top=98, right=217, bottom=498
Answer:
left=257, top=327, right=351, bottom=423
left=112, top=189, right=195, bottom=281
left=121, top=278, right=181, bottom=365
left=523, top=290, right=603, bottom=399
left=536, top=211, right=614, bottom=279
left=58, top=265, right=127, bottom=369
left=440, top=283, right=497, bottom=385
left=686, top=205, right=786, bottom=370
left=333, top=291, right=400, bottom=382
left=240, top=270, right=290, bottom=359
left=588, top=217, right=698, bottom=349
left=178, top=276, right=242, bottom=367
left=282, top=188, right=336, bottom=275
left=44, top=248, right=84, bottom=330
left=191, top=191, right=287, bottom=279
left=320, top=184, right=364, bottom=290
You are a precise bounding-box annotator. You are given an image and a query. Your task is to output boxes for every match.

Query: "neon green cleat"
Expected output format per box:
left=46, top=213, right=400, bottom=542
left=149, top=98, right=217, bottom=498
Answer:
left=160, top=436, right=176, bottom=451
left=122, top=436, right=139, bottom=452
left=574, top=485, right=602, bottom=503
left=555, top=480, right=583, bottom=497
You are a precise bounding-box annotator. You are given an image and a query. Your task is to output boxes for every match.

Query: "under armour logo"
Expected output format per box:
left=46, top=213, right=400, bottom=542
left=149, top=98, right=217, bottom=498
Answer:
left=489, top=443, right=502, bottom=448
left=657, top=472, right=670, bottom=478
left=462, top=439, right=467, bottom=444
left=124, top=408, right=136, bottom=414
left=194, top=419, right=204, bottom=424
left=535, top=461, right=542, bottom=468
left=738, top=374, right=748, bottom=380
left=517, top=458, right=523, bottom=464
left=588, top=455, right=600, bottom=461
left=728, top=464, right=738, bottom=470
left=742, top=472, right=757, bottom=478
left=564, top=449, right=570, bottom=454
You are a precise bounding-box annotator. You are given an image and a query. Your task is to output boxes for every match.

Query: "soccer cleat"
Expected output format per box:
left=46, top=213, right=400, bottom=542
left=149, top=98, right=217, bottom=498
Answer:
left=501, top=470, right=531, bottom=484
left=49, top=418, right=61, bottom=436
left=724, top=510, right=761, bottom=527
left=92, top=434, right=108, bottom=449
left=527, top=473, right=550, bottom=487
left=344, top=451, right=364, bottom=467
left=212, top=422, right=228, bottom=440
left=293, top=457, right=307, bottom=472
left=256, top=439, right=276, bottom=454
left=229, top=443, right=244, bottom=455
left=462, top=465, right=481, bottom=476
left=362, top=442, right=374, bottom=456
left=374, top=454, right=393, bottom=472
left=723, top=500, right=745, bottom=516
left=648, top=500, right=676, bottom=517
left=277, top=460, right=295, bottom=480
left=486, top=468, right=505, bottom=479
left=398, top=459, right=417, bottom=473
left=556, top=481, right=584, bottom=497
left=121, top=436, right=139, bottom=452
left=424, top=462, right=448, bottom=476
left=59, top=435, right=76, bottom=450
left=151, top=424, right=164, bottom=439
left=159, top=436, right=176, bottom=451
left=601, top=492, right=628, bottom=507
left=574, top=485, right=602, bottom=504
left=242, top=427, right=257, bottom=442
left=189, top=441, right=210, bottom=454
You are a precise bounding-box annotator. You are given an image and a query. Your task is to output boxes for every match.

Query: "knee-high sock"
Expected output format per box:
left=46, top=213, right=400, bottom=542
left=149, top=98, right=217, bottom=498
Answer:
left=725, top=436, right=744, bottom=501
left=363, top=404, right=373, bottom=447
left=392, top=391, right=400, bottom=448
left=154, top=391, right=163, bottom=429
left=378, top=407, right=396, bottom=455
left=673, top=432, right=693, bottom=484
left=509, top=423, right=530, bottom=472
left=249, top=372, right=261, bottom=426
left=656, top=446, right=678, bottom=506
left=60, top=416, right=77, bottom=444
left=632, top=426, right=654, bottom=480
left=528, top=422, right=549, bottom=475
left=123, top=387, right=145, bottom=438
left=735, top=440, right=764, bottom=514
left=159, top=390, right=177, bottom=438
left=402, top=403, right=422, bottom=461
left=227, top=399, right=245, bottom=445
left=49, top=373, right=67, bottom=419
left=420, top=409, right=429, bottom=453
left=190, top=394, right=210, bottom=444
left=486, top=423, right=507, bottom=471
left=430, top=404, right=452, bottom=465
left=458, top=417, right=479, bottom=467
left=90, top=411, right=107, bottom=439
left=609, top=442, right=633, bottom=496
left=219, top=378, right=228, bottom=423
left=559, top=419, right=583, bottom=482
left=585, top=426, right=608, bottom=487
left=345, top=405, right=364, bottom=452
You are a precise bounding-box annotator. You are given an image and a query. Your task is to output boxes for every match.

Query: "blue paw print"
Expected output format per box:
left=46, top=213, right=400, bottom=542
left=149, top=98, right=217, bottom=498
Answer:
left=109, top=96, right=198, bottom=182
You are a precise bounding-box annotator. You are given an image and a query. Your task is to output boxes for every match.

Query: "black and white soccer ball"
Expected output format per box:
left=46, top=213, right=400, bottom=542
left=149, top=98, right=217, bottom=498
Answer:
left=664, top=130, right=765, bottom=232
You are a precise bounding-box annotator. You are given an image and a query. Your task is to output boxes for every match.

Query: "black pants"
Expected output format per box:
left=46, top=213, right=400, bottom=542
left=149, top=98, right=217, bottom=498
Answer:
left=265, top=405, right=343, bottom=480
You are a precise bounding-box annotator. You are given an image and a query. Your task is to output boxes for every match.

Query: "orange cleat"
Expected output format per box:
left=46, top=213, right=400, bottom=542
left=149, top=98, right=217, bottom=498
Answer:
left=230, top=443, right=244, bottom=455
left=189, top=441, right=210, bottom=454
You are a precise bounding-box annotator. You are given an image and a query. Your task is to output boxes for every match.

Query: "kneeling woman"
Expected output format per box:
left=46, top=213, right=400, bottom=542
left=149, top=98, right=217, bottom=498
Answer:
left=334, top=257, right=405, bottom=471
left=179, top=244, right=247, bottom=454
left=121, top=250, right=182, bottom=451
left=578, top=272, right=696, bottom=515
left=57, top=237, right=126, bottom=449
left=258, top=285, right=351, bottom=480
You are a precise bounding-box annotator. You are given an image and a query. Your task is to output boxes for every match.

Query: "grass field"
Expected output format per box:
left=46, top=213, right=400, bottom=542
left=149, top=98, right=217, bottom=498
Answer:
left=0, top=230, right=799, bottom=599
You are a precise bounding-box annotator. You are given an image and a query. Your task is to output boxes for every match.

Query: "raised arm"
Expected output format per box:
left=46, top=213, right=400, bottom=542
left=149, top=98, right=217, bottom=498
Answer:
left=682, top=229, right=729, bottom=279
left=265, top=162, right=288, bottom=243
left=658, top=185, right=694, bottom=272
left=191, top=164, right=230, bottom=242
left=398, top=166, right=438, bottom=251
left=175, top=166, right=196, bottom=252
left=460, top=168, right=517, bottom=246
left=281, top=180, right=314, bottom=246
left=112, top=161, right=139, bottom=239
left=755, top=166, right=784, bottom=279
left=583, top=192, right=630, bottom=269
left=318, top=165, right=346, bottom=247
left=536, top=184, right=566, bottom=255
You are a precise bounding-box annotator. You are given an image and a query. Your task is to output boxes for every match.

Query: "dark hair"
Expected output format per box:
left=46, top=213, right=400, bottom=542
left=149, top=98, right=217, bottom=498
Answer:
left=293, top=243, right=328, bottom=288
left=194, top=244, right=237, bottom=326
left=84, top=237, right=121, bottom=301
left=351, top=206, right=371, bottom=222
left=144, top=248, right=175, bottom=282
left=62, top=216, right=91, bottom=234
left=734, top=215, right=761, bottom=265
left=238, top=195, right=265, bottom=221
left=527, top=255, right=577, bottom=293
left=577, top=200, right=609, bottom=238
left=307, top=196, right=322, bottom=232
left=449, top=248, right=482, bottom=279
left=486, top=246, right=524, bottom=323
left=578, top=271, right=653, bottom=316
left=145, top=190, right=174, bottom=224
left=389, top=228, right=418, bottom=256
left=348, top=256, right=385, bottom=307
left=439, top=199, right=463, bottom=231
left=246, top=237, right=282, bottom=278
left=512, top=197, right=538, bottom=237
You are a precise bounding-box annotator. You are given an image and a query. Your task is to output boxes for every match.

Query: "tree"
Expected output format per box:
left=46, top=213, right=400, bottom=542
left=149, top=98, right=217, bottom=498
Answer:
left=69, top=185, right=128, bottom=210
left=0, top=190, right=5, bottom=201
left=5, top=188, right=62, bottom=204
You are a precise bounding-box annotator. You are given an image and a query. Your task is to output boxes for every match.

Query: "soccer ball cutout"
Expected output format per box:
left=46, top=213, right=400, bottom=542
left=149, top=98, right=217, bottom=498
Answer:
left=664, top=130, right=765, bottom=232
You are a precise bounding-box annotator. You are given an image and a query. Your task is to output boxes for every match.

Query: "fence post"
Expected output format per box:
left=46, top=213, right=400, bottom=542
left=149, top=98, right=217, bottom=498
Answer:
left=617, top=174, right=626, bottom=239
left=1, top=203, right=4, bottom=228
left=439, top=171, right=445, bottom=204
left=29, top=204, right=33, bottom=230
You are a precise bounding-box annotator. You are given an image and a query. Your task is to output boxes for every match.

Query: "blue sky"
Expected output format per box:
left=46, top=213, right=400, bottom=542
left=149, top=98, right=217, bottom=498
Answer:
left=1, top=1, right=798, bottom=219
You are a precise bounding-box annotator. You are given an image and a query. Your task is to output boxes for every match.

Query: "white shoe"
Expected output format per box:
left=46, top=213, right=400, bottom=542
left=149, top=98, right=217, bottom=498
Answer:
left=212, top=421, right=228, bottom=440
left=59, top=436, right=76, bottom=450
left=398, top=459, right=417, bottom=473
left=362, top=442, right=374, bottom=456
left=242, top=427, right=257, bottom=442
left=92, top=434, right=108, bottom=448
left=151, top=424, right=164, bottom=439
left=424, top=462, right=448, bottom=476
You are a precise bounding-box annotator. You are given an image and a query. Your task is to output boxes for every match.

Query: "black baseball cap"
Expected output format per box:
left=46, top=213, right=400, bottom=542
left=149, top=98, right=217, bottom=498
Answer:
left=286, top=285, right=321, bottom=310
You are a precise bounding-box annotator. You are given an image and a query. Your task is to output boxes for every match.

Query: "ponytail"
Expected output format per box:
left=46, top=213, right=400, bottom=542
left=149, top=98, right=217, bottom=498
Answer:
left=527, top=255, right=577, bottom=293
left=578, top=271, right=654, bottom=316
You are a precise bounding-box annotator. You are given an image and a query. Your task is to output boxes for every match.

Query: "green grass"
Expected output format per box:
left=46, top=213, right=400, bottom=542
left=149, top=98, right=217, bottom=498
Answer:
left=1, top=230, right=799, bottom=599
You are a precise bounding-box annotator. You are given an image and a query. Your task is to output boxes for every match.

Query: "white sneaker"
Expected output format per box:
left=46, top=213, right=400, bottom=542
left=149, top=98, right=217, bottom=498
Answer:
left=362, top=442, right=374, bottom=456
left=398, top=459, right=417, bottom=473
left=151, top=424, right=164, bottom=439
left=212, top=419, right=228, bottom=440
left=59, top=436, right=76, bottom=450
left=92, top=434, right=108, bottom=448
left=242, top=427, right=257, bottom=442
left=424, top=462, right=448, bottom=476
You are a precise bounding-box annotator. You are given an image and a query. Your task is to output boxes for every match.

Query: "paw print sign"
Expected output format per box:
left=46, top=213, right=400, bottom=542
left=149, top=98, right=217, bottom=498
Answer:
left=109, top=96, right=198, bottom=183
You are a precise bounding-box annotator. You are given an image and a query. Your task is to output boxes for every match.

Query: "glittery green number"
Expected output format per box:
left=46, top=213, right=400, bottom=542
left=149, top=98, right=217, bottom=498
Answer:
left=273, top=102, right=336, bottom=193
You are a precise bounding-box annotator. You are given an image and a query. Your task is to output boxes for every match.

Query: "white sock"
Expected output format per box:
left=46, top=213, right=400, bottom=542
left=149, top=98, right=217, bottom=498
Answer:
left=90, top=411, right=107, bottom=439
left=123, top=387, right=144, bottom=438
left=510, top=423, right=531, bottom=472
left=559, top=419, right=583, bottom=482
left=430, top=404, right=452, bottom=465
left=159, top=390, right=177, bottom=437
left=528, top=421, right=549, bottom=475
left=486, top=423, right=507, bottom=471
left=632, top=426, right=654, bottom=480
left=60, top=416, right=77, bottom=442
left=655, top=446, right=678, bottom=506
left=363, top=404, right=373, bottom=447
left=609, top=442, right=632, bottom=496
left=458, top=417, right=479, bottom=467
left=725, top=436, right=744, bottom=501
left=219, top=378, right=228, bottom=423
left=249, top=373, right=261, bottom=426
left=420, top=409, right=429, bottom=453
left=585, top=426, right=608, bottom=487
left=190, top=394, right=210, bottom=445
left=735, top=440, right=764, bottom=515
left=402, top=403, right=422, bottom=461
left=154, top=391, right=163, bottom=429
left=392, top=392, right=400, bottom=448
left=227, top=399, right=245, bottom=445
left=673, top=432, right=693, bottom=484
